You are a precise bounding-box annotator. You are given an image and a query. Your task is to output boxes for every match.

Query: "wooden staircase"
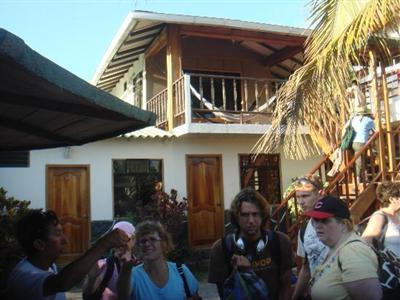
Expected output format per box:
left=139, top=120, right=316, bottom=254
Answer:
left=272, top=125, right=400, bottom=243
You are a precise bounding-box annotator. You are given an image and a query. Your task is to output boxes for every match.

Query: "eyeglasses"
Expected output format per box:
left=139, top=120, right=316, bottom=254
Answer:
left=138, top=237, right=162, bottom=246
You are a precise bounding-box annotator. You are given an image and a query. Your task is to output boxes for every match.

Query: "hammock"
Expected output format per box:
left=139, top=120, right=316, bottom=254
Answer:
left=190, top=85, right=276, bottom=123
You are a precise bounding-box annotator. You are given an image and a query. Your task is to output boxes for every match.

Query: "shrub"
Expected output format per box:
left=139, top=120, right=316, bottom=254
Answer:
left=0, top=188, right=31, bottom=290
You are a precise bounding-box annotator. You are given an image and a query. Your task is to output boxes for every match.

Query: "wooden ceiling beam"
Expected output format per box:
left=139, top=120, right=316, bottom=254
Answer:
left=273, top=63, right=293, bottom=74
left=99, top=70, right=128, bottom=81
left=111, top=50, right=145, bottom=63
left=145, top=27, right=167, bottom=59
left=265, top=45, right=303, bottom=67
left=102, top=65, right=130, bottom=77
left=115, top=45, right=147, bottom=57
left=270, top=72, right=286, bottom=80
left=181, top=24, right=306, bottom=46
left=128, top=23, right=165, bottom=37
left=123, top=32, right=160, bottom=46
left=261, top=43, right=303, bottom=65
left=97, top=77, right=121, bottom=87
left=107, top=57, right=138, bottom=70
left=97, top=83, right=118, bottom=91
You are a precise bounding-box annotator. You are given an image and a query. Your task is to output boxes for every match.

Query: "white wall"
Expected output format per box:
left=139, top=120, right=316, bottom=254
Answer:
left=0, top=135, right=321, bottom=220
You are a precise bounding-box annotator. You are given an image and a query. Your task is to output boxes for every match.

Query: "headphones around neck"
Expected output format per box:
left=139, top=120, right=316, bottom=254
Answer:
left=233, top=232, right=269, bottom=254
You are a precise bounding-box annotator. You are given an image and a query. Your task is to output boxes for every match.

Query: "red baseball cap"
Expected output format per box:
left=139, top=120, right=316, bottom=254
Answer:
left=303, top=196, right=350, bottom=220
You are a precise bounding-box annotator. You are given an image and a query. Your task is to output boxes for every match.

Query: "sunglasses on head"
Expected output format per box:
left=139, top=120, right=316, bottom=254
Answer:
left=297, top=177, right=321, bottom=190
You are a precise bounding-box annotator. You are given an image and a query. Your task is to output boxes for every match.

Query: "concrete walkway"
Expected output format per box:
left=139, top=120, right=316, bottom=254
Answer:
left=66, top=282, right=219, bottom=299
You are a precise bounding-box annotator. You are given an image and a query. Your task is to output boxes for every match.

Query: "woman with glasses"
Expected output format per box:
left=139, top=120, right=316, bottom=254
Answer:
left=304, top=196, right=381, bottom=300
left=117, top=220, right=200, bottom=300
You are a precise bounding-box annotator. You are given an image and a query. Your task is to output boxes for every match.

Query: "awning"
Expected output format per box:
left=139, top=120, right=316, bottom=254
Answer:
left=0, top=28, right=156, bottom=151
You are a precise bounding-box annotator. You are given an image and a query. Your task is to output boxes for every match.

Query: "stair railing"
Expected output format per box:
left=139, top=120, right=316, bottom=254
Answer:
left=325, top=131, right=381, bottom=206
left=271, top=129, right=385, bottom=239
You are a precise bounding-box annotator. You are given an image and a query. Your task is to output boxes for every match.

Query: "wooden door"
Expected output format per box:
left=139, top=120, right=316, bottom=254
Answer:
left=186, top=155, right=224, bottom=247
left=47, top=165, right=90, bottom=264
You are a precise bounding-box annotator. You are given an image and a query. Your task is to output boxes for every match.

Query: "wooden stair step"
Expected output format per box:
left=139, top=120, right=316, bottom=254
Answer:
left=349, top=183, right=377, bottom=223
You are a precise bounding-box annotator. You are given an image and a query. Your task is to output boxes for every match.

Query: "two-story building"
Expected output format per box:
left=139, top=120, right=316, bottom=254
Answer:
left=1, top=11, right=325, bottom=257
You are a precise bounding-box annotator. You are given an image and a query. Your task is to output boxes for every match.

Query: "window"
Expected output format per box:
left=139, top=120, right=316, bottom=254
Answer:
left=239, top=154, right=281, bottom=204
left=0, top=151, right=30, bottom=167
left=113, top=159, right=163, bottom=218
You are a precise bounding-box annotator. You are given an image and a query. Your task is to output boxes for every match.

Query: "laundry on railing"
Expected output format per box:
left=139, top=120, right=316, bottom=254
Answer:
left=190, top=85, right=276, bottom=123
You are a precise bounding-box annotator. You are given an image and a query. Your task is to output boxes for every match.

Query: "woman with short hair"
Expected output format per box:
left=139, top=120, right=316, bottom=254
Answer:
left=117, top=221, right=200, bottom=300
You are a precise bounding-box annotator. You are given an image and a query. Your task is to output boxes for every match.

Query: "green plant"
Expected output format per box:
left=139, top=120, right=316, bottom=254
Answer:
left=0, top=188, right=31, bottom=290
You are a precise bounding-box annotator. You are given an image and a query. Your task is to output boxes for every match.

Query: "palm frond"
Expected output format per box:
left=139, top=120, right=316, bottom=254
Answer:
left=255, top=0, right=400, bottom=160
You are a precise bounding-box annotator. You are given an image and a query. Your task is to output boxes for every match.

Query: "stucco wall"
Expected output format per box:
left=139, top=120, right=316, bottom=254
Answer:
left=0, top=135, right=320, bottom=221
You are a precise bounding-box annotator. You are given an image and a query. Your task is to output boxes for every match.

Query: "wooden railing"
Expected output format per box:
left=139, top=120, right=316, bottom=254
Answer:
left=271, top=127, right=400, bottom=240
left=146, top=73, right=285, bottom=129
left=173, top=76, right=186, bottom=127
left=188, top=73, right=284, bottom=124
left=146, top=88, right=168, bottom=129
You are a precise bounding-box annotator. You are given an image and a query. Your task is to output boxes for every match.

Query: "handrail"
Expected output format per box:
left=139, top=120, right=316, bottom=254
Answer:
left=271, top=130, right=383, bottom=236
left=325, top=131, right=380, bottom=192
left=186, top=73, right=286, bottom=82
left=146, top=88, right=168, bottom=104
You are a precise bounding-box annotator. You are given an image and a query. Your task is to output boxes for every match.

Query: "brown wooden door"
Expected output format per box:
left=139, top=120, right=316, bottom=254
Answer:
left=47, top=165, right=90, bottom=264
left=186, top=155, right=224, bottom=247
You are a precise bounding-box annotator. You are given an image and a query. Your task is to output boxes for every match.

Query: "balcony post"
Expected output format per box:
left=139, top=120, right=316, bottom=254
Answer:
left=184, top=74, right=192, bottom=126
left=381, top=63, right=395, bottom=177
left=166, top=25, right=182, bottom=131
left=368, top=50, right=386, bottom=179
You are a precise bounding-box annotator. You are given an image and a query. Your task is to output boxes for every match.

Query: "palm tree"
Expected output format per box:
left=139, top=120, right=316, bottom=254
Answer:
left=254, top=0, right=400, bottom=160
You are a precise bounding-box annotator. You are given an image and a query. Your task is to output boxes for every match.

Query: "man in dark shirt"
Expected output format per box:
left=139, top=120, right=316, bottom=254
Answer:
left=208, top=188, right=294, bottom=300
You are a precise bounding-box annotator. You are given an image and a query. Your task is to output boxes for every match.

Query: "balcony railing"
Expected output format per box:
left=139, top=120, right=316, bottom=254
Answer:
left=146, top=88, right=168, bottom=129
left=146, top=73, right=285, bottom=129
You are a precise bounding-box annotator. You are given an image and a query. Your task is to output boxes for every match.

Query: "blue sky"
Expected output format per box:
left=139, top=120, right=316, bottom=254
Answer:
left=0, top=0, right=310, bottom=81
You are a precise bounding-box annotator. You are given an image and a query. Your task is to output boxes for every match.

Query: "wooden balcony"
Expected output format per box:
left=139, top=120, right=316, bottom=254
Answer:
left=146, top=73, right=285, bottom=130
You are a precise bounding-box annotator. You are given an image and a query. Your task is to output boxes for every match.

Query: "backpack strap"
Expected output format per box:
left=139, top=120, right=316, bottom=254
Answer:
left=377, top=212, right=389, bottom=246
left=337, top=240, right=362, bottom=271
left=300, top=221, right=308, bottom=244
left=176, top=263, right=191, bottom=297
left=267, top=230, right=282, bottom=267
left=299, top=221, right=308, bottom=261
left=84, top=256, right=115, bottom=300
left=98, top=256, right=115, bottom=293
left=222, top=234, right=235, bottom=274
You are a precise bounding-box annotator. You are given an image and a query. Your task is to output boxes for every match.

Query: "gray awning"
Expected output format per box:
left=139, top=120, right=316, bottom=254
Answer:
left=0, top=28, right=156, bottom=151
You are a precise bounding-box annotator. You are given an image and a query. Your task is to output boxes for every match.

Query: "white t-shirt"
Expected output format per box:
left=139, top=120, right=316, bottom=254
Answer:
left=6, top=258, right=66, bottom=300
left=373, top=211, right=400, bottom=257
left=297, top=221, right=329, bottom=275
